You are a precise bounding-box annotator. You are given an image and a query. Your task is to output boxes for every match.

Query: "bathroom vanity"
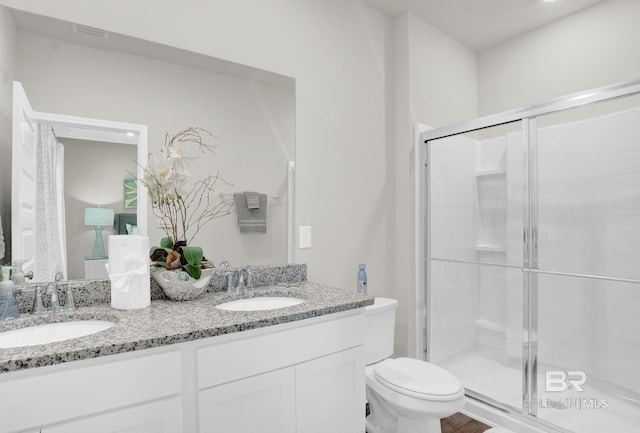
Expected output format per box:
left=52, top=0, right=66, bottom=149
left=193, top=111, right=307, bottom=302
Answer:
left=0, top=281, right=372, bottom=433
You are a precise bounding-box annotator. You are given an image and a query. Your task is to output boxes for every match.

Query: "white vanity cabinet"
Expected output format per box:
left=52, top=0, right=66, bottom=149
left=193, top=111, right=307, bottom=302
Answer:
left=1, top=308, right=366, bottom=433
left=196, top=312, right=365, bottom=433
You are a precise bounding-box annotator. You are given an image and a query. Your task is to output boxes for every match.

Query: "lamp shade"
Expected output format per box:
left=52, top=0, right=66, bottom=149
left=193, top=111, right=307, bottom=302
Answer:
left=84, top=207, right=114, bottom=227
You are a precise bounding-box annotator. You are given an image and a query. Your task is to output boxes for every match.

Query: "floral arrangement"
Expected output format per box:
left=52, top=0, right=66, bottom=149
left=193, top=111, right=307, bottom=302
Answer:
left=142, top=127, right=232, bottom=279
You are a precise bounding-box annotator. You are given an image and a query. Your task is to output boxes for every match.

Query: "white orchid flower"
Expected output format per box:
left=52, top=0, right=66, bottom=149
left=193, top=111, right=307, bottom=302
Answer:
left=167, top=145, right=184, bottom=159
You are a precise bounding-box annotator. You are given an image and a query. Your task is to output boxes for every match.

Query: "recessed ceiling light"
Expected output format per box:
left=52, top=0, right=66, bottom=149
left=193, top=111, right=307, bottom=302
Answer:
left=542, top=0, right=558, bottom=3
left=126, top=132, right=135, bottom=137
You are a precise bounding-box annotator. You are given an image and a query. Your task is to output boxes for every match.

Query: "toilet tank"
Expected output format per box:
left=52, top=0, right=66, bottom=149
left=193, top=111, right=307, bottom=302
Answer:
left=365, top=297, right=398, bottom=365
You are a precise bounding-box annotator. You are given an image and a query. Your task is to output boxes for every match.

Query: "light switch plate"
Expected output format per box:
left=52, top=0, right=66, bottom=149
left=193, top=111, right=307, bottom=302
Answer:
left=299, top=226, right=312, bottom=249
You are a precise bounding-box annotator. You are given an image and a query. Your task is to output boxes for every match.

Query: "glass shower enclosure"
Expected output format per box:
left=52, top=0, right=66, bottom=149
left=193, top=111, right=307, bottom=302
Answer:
left=418, top=79, right=640, bottom=433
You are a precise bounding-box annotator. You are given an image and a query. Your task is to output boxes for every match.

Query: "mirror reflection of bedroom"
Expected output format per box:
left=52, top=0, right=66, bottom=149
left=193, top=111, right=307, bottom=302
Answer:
left=61, top=137, right=138, bottom=280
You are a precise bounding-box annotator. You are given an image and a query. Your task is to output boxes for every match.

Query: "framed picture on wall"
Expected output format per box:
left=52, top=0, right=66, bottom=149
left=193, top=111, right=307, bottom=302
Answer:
left=123, top=178, right=137, bottom=209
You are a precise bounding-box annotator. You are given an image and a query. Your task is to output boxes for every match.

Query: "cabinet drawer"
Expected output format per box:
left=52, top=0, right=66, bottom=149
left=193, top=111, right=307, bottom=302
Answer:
left=43, top=396, right=183, bottom=433
left=1, top=350, right=181, bottom=432
left=197, top=312, right=365, bottom=389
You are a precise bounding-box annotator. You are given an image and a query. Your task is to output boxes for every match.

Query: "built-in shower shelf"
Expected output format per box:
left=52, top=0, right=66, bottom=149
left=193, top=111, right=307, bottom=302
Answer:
left=475, top=244, right=506, bottom=253
left=474, top=318, right=506, bottom=333
left=475, top=169, right=506, bottom=177
left=475, top=166, right=507, bottom=253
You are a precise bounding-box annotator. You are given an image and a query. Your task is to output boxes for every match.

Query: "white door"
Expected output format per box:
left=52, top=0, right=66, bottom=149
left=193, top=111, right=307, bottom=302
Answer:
left=11, top=81, right=37, bottom=276
left=296, top=347, right=366, bottom=433
left=198, top=367, right=296, bottom=433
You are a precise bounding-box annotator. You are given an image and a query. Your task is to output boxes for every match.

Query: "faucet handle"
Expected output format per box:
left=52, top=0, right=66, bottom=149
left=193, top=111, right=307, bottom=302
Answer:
left=244, top=268, right=253, bottom=289
left=226, top=270, right=236, bottom=292
left=47, top=284, right=61, bottom=313
left=62, top=286, right=76, bottom=312
left=32, top=286, right=46, bottom=315
left=237, top=272, right=244, bottom=294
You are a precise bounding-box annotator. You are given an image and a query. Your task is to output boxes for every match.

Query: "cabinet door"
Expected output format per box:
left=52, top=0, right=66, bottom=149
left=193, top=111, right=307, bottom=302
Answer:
left=198, top=366, right=295, bottom=433
left=42, top=397, right=182, bottom=433
left=296, top=347, right=365, bottom=433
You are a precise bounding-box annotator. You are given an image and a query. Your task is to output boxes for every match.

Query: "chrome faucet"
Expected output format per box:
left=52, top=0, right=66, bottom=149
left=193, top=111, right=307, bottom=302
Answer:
left=27, top=283, right=73, bottom=315
left=225, top=267, right=253, bottom=294
left=237, top=267, right=253, bottom=293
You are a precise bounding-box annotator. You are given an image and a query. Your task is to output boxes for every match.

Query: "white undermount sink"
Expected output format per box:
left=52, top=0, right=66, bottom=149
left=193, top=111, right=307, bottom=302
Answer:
left=216, top=296, right=304, bottom=312
left=0, top=320, right=116, bottom=349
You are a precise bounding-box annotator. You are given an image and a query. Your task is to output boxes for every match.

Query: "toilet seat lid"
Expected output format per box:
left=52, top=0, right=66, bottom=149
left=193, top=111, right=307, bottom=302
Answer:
left=373, top=358, right=464, bottom=401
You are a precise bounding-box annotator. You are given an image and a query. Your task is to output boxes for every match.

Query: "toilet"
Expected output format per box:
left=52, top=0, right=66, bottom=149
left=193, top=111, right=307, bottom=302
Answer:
left=365, top=297, right=465, bottom=433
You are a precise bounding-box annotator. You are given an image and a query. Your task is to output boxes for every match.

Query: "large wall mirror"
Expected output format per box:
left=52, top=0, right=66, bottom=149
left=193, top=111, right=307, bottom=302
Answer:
left=0, top=8, right=296, bottom=283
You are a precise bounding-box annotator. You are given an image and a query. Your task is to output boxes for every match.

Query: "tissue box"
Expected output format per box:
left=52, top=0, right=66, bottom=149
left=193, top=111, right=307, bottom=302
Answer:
left=108, top=235, right=150, bottom=310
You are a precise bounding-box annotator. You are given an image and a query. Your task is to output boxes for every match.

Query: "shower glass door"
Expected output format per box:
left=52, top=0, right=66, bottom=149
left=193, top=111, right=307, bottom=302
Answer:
left=533, top=95, right=640, bottom=432
left=426, top=120, right=526, bottom=412
left=425, top=88, right=640, bottom=433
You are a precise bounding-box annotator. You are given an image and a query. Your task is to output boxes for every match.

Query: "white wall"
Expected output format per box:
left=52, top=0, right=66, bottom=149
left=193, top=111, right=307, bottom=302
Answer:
left=0, top=6, right=14, bottom=119
left=394, top=13, right=477, bottom=357
left=15, top=30, right=294, bottom=269
left=0, top=0, right=395, bottom=300
left=478, top=0, right=640, bottom=115
left=0, top=6, right=15, bottom=264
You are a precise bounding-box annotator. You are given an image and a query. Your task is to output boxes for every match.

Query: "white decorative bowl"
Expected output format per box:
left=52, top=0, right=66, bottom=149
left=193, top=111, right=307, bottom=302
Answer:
left=151, top=267, right=215, bottom=301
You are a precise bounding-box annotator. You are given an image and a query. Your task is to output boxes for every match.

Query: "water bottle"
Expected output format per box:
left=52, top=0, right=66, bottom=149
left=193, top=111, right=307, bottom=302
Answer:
left=357, top=264, right=367, bottom=295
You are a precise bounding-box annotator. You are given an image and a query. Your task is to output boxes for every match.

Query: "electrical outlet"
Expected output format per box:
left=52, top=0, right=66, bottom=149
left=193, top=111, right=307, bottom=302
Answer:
left=299, top=226, right=312, bottom=249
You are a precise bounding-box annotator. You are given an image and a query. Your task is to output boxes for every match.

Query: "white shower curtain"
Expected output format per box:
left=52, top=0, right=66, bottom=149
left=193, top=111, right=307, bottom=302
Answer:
left=35, top=125, right=67, bottom=281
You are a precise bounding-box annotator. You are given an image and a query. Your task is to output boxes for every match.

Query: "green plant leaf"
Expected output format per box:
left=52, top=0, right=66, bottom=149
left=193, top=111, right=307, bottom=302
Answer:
left=185, top=264, right=202, bottom=280
left=182, top=246, right=203, bottom=267
left=160, top=237, right=173, bottom=249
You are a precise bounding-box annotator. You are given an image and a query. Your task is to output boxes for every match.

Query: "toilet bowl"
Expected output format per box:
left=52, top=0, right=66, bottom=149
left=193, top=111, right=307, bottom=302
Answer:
left=365, top=298, right=465, bottom=433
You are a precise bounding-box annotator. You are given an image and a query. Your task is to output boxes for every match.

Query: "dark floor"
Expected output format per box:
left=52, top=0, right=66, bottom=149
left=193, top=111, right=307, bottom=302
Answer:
left=441, top=412, right=492, bottom=433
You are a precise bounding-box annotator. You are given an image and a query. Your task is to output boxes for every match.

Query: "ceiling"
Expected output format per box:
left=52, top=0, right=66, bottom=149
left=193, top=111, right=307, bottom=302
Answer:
left=360, top=0, right=606, bottom=51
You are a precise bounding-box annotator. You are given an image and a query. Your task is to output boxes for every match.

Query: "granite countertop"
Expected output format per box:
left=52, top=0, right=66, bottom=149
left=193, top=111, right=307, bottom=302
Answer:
left=0, top=282, right=373, bottom=374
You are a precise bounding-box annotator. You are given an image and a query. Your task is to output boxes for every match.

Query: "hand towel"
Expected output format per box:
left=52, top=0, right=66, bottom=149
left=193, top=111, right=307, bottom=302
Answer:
left=234, top=192, right=267, bottom=234
left=245, top=191, right=261, bottom=209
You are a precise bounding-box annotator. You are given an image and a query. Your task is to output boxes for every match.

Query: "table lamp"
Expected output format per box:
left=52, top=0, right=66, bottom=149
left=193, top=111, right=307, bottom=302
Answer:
left=84, top=207, right=114, bottom=259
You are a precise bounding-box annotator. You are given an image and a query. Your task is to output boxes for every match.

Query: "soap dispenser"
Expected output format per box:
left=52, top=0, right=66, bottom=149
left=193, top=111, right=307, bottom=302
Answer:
left=357, top=264, right=368, bottom=295
left=11, top=260, right=26, bottom=285
left=0, top=266, right=20, bottom=321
